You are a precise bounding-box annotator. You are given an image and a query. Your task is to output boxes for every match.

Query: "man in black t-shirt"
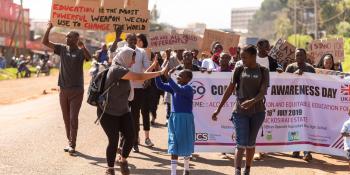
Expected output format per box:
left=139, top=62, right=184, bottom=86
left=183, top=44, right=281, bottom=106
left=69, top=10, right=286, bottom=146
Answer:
left=42, top=22, right=91, bottom=155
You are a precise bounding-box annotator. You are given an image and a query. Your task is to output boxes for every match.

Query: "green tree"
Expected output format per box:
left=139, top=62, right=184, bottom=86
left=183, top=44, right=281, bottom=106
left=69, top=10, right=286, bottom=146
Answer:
left=336, top=21, right=350, bottom=37
left=287, top=34, right=313, bottom=48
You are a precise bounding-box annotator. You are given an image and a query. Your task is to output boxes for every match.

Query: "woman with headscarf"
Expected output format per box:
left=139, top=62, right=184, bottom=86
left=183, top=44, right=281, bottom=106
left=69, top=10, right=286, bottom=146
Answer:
left=100, top=47, right=167, bottom=175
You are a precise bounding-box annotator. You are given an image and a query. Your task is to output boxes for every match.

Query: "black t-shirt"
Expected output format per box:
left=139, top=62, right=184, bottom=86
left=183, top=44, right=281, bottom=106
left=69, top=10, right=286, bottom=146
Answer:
left=175, top=64, right=200, bottom=71
left=54, top=44, right=85, bottom=89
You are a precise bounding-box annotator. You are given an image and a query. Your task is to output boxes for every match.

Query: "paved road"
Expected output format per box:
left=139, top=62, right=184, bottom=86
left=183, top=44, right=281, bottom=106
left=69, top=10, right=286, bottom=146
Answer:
left=0, top=93, right=349, bottom=175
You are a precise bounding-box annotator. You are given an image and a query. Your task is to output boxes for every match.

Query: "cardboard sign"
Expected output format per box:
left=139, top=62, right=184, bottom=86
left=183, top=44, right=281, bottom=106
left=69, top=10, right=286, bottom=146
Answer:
left=308, top=38, right=344, bottom=63
left=148, top=31, right=201, bottom=52
left=269, top=39, right=315, bottom=67
left=50, top=0, right=149, bottom=32
left=201, top=29, right=240, bottom=52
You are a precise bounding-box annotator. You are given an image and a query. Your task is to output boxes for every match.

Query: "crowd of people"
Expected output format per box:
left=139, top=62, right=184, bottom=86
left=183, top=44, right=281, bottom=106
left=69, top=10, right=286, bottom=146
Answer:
left=41, top=21, right=349, bottom=175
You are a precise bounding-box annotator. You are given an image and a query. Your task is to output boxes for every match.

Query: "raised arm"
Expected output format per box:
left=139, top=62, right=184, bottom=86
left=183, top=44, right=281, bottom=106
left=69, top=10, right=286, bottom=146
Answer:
left=78, top=41, right=91, bottom=61
left=42, top=22, right=55, bottom=49
left=168, top=78, right=192, bottom=97
left=109, top=26, right=123, bottom=53
left=155, top=77, right=173, bottom=93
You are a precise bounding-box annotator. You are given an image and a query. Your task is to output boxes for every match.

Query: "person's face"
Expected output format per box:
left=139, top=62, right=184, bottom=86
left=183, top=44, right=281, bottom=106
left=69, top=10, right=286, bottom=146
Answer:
left=241, top=51, right=255, bottom=67
left=102, top=44, right=107, bottom=50
left=295, top=50, right=306, bottom=64
left=220, top=54, right=231, bottom=67
left=176, top=71, right=191, bottom=85
left=183, top=51, right=193, bottom=65
left=177, top=50, right=184, bottom=61
left=257, top=42, right=270, bottom=56
left=192, top=50, right=199, bottom=58
left=213, top=44, right=223, bottom=54
left=66, top=32, right=79, bottom=46
left=127, top=35, right=137, bottom=49
left=136, top=37, right=144, bottom=48
left=323, top=56, right=334, bottom=70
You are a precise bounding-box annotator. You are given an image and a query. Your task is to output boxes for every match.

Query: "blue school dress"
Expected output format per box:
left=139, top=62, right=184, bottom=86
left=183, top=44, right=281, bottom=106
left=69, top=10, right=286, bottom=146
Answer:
left=155, top=77, right=195, bottom=156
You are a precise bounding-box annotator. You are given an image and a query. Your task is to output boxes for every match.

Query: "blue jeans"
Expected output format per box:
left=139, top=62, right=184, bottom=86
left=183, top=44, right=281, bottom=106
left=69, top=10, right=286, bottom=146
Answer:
left=232, top=112, right=265, bottom=148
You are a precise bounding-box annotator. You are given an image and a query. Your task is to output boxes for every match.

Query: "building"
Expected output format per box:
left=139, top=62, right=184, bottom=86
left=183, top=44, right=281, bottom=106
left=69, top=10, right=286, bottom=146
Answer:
left=231, top=7, right=258, bottom=33
left=187, top=22, right=206, bottom=34
left=0, top=0, right=32, bottom=62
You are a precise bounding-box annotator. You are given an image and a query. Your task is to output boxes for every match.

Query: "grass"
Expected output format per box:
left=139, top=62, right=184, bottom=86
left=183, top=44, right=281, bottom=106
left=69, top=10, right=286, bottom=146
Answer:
left=0, top=61, right=91, bottom=81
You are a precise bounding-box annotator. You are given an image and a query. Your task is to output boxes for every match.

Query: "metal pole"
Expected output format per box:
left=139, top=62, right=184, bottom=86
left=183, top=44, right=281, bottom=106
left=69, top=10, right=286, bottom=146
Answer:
left=314, top=0, right=318, bottom=39
left=294, top=0, right=297, bottom=45
left=21, top=0, right=26, bottom=52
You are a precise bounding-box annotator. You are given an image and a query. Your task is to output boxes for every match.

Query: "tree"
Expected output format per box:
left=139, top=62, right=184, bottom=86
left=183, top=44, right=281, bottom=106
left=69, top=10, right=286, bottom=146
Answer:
left=336, top=21, right=350, bottom=37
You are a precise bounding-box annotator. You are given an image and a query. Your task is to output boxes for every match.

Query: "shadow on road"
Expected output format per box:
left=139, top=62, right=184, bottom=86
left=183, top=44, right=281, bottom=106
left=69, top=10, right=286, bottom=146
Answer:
left=253, top=153, right=348, bottom=174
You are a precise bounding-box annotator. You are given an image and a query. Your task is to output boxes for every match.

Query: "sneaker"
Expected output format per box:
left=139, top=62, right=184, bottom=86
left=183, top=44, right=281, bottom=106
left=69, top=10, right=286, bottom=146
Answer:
left=105, top=168, right=115, bottom=175
left=63, top=146, right=70, bottom=152
left=220, top=153, right=229, bottom=159
left=145, top=138, right=154, bottom=147
left=133, top=145, right=139, bottom=153
left=303, top=153, right=313, bottom=162
left=68, top=147, right=76, bottom=155
left=119, top=161, right=130, bottom=175
left=253, top=153, right=262, bottom=160
left=292, top=151, right=300, bottom=158
left=183, top=170, right=190, bottom=175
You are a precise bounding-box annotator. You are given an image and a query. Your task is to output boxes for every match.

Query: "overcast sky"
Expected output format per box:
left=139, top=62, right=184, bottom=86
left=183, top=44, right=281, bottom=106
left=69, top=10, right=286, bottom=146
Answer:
left=14, top=0, right=263, bottom=29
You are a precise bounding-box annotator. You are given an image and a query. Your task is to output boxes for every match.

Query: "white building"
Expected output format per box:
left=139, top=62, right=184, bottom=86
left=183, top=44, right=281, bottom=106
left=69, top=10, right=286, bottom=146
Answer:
left=231, top=7, right=258, bottom=33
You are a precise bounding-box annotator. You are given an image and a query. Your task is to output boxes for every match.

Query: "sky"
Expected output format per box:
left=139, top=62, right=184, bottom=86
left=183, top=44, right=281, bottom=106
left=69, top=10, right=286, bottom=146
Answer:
left=14, top=0, right=263, bottom=29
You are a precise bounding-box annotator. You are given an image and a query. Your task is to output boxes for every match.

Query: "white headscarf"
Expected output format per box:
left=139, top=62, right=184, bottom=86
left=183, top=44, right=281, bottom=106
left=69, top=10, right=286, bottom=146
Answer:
left=113, top=46, right=135, bottom=68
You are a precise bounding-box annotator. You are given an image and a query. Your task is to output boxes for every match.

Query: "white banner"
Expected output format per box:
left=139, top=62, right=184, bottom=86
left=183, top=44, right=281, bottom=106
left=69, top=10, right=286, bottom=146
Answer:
left=189, top=72, right=350, bottom=156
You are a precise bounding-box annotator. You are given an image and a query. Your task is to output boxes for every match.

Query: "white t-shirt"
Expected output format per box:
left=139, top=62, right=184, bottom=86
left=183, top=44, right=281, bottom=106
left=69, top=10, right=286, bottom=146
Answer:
left=257, top=55, right=269, bottom=69
left=341, top=118, right=350, bottom=150
left=201, top=58, right=218, bottom=71
left=234, top=56, right=270, bottom=70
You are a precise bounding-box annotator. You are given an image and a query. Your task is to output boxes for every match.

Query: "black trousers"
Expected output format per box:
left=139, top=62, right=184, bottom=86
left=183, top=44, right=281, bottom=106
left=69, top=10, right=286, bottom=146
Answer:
left=130, top=88, right=148, bottom=145
left=98, top=109, right=135, bottom=167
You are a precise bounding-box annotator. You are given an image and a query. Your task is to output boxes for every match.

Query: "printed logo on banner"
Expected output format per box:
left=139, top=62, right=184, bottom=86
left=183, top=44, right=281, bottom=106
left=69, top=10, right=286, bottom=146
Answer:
left=190, top=81, right=206, bottom=100
left=196, top=133, right=209, bottom=141
left=340, top=84, right=350, bottom=102
left=266, top=131, right=273, bottom=141
left=288, top=131, right=300, bottom=141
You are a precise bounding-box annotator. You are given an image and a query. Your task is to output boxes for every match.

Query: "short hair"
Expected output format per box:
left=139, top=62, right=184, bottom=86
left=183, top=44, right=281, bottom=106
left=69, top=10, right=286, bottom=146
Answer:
left=126, top=33, right=137, bottom=40
left=181, top=69, right=193, bottom=80
left=296, top=48, right=307, bottom=55
left=210, top=41, right=222, bottom=54
left=136, top=33, right=148, bottom=48
left=242, top=45, right=257, bottom=56
left=70, top=31, right=80, bottom=38
left=257, top=39, right=269, bottom=47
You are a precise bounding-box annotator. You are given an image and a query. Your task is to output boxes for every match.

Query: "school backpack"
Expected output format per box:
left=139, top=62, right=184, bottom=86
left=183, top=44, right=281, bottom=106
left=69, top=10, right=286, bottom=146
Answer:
left=87, top=68, right=115, bottom=123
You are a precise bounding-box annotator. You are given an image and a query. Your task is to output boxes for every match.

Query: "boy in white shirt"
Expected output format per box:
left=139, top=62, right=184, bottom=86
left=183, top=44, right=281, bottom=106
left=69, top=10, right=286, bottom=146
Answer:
left=341, top=109, right=350, bottom=168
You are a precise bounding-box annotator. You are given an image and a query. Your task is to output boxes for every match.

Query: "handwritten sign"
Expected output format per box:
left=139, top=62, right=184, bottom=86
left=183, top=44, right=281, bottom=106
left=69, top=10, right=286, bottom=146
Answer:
left=269, top=39, right=315, bottom=67
left=148, top=31, right=201, bottom=52
left=201, top=29, right=240, bottom=52
left=308, top=38, right=344, bottom=63
left=50, top=0, right=149, bottom=32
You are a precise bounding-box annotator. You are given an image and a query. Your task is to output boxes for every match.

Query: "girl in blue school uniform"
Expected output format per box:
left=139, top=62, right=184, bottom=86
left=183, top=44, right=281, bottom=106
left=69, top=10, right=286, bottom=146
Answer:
left=155, top=68, right=195, bottom=175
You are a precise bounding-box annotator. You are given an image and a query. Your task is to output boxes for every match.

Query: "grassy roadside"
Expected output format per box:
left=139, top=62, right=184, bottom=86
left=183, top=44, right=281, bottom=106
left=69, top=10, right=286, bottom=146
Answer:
left=0, top=61, right=92, bottom=81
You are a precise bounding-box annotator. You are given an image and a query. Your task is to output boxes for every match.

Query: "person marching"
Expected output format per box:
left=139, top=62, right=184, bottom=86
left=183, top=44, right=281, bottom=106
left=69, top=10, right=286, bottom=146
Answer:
left=155, top=66, right=195, bottom=175
left=100, top=47, right=167, bottom=175
left=42, top=22, right=91, bottom=154
left=212, top=45, right=269, bottom=175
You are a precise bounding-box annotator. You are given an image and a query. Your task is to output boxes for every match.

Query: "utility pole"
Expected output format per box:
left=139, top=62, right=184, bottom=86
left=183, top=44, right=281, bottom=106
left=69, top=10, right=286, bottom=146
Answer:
left=294, top=0, right=297, bottom=45
left=314, top=0, right=318, bottom=39
left=21, top=0, right=26, bottom=53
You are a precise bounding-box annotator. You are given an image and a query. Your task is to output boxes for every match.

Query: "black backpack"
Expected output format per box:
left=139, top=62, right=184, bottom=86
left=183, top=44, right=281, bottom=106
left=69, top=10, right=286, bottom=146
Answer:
left=87, top=68, right=115, bottom=123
